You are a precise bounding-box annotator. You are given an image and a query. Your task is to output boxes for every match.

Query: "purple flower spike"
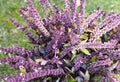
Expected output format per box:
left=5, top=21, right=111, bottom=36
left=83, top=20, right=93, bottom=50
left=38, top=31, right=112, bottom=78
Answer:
left=80, top=0, right=85, bottom=18
left=26, top=0, right=50, bottom=37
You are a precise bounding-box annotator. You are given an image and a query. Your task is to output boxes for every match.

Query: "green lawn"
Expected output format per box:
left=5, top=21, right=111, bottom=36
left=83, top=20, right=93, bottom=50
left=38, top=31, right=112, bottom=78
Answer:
left=0, top=0, right=120, bottom=80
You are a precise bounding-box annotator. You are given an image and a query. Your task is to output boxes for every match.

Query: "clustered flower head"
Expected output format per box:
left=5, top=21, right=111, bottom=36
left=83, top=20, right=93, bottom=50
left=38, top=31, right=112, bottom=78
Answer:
left=1, top=0, right=120, bottom=82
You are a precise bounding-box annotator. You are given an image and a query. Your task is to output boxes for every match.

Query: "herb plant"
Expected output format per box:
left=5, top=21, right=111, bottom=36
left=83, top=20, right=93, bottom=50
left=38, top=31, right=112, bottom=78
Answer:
left=0, top=0, right=120, bottom=82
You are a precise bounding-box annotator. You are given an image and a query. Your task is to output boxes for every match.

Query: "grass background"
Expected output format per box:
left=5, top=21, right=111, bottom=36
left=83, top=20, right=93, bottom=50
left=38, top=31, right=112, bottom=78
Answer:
left=0, top=0, right=120, bottom=80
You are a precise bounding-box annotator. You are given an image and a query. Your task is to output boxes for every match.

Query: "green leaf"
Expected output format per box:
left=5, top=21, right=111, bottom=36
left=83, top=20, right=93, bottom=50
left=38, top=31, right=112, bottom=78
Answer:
left=65, top=67, right=74, bottom=74
left=80, top=35, right=88, bottom=40
left=66, top=74, right=75, bottom=82
left=80, top=48, right=91, bottom=55
left=88, top=56, right=96, bottom=63
left=63, top=59, right=71, bottom=66
left=84, top=70, right=90, bottom=81
left=115, top=73, right=120, bottom=82
left=19, top=66, right=26, bottom=74
left=71, top=53, right=76, bottom=61
left=103, top=34, right=108, bottom=41
left=46, top=77, right=52, bottom=82
left=91, top=74, right=101, bottom=82
left=71, top=49, right=77, bottom=61
left=71, top=49, right=77, bottom=55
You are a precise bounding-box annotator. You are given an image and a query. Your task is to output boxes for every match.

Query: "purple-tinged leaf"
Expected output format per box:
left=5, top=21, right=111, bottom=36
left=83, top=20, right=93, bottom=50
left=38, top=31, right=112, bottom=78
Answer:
left=107, top=49, right=120, bottom=60
left=45, top=26, right=65, bottom=55
left=49, top=56, right=62, bottom=65
left=69, top=30, right=80, bottom=45
left=115, top=61, right=120, bottom=72
left=106, top=72, right=119, bottom=82
left=73, top=56, right=86, bottom=71
left=57, top=35, right=69, bottom=47
left=60, top=46, right=73, bottom=58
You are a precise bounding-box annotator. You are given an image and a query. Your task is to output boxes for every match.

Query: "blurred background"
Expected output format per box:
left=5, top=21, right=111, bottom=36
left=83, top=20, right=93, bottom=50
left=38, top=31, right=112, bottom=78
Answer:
left=0, top=0, right=120, bottom=79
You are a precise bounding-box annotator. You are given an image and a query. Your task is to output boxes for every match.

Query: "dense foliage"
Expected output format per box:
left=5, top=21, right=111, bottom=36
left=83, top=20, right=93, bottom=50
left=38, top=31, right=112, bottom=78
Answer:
left=0, top=0, right=120, bottom=81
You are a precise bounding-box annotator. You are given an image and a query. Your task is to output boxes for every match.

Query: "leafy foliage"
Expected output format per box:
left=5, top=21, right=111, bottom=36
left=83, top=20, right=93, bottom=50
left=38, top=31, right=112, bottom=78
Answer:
left=0, top=0, right=120, bottom=82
